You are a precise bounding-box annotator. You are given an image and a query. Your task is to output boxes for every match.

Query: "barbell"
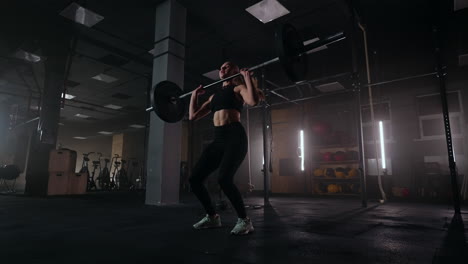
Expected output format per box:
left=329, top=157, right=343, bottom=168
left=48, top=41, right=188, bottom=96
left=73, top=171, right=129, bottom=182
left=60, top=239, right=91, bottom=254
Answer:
left=147, top=23, right=346, bottom=123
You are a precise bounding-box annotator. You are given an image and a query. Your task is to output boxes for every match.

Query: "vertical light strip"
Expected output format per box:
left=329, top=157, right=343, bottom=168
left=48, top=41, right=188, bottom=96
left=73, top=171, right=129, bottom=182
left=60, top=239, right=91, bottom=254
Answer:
left=379, top=121, right=386, bottom=169
left=300, top=130, right=304, bottom=171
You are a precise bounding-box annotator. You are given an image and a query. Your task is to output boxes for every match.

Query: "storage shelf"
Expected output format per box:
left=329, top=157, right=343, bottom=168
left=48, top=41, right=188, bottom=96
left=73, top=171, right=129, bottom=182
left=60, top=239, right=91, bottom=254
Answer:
left=313, top=192, right=360, bottom=196
left=312, top=160, right=360, bottom=165
left=311, top=144, right=358, bottom=148
left=312, top=178, right=360, bottom=182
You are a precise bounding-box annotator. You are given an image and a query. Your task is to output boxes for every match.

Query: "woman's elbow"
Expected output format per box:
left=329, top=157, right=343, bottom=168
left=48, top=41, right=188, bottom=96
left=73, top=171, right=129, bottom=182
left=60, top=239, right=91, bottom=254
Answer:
left=246, top=99, right=258, bottom=106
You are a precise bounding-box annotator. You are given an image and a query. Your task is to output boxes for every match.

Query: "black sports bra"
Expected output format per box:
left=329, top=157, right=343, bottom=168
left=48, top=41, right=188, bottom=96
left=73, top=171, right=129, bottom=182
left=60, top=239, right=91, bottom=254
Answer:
left=210, top=84, right=243, bottom=113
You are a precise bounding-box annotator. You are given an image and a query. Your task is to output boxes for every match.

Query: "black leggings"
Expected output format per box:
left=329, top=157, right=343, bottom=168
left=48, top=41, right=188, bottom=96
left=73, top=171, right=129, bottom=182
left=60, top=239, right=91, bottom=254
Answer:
left=189, top=122, right=248, bottom=218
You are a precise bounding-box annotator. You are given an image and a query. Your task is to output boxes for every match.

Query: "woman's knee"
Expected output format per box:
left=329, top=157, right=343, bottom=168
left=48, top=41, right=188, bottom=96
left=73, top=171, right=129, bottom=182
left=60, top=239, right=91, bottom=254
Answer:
left=218, top=177, right=234, bottom=189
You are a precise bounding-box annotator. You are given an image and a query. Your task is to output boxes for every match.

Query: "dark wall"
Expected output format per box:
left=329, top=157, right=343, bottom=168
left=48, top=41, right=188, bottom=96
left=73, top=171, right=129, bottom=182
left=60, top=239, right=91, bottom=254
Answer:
left=57, top=123, right=113, bottom=173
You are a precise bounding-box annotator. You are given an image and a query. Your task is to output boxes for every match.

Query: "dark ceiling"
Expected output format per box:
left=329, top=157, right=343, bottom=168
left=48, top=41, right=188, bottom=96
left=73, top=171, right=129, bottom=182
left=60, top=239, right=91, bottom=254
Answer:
left=0, top=0, right=465, bottom=136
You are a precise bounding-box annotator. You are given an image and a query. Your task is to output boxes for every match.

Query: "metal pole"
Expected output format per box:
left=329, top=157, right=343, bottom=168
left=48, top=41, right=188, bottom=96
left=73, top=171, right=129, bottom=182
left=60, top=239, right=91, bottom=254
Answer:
left=364, top=72, right=437, bottom=87
left=358, top=22, right=387, bottom=202
left=349, top=6, right=368, bottom=208
left=433, top=26, right=461, bottom=214
left=142, top=78, right=152, bottom=189
left=354, top=76, right=367, bottom=208
left=10, top=117, right=40, bottom=130
left=268, top=72, right=352, bottom=93
left=246, top=107, right=252, bottom=192
left=261, top=68, right=271, bottom=205
left=251, top=88, right=354, bottom=109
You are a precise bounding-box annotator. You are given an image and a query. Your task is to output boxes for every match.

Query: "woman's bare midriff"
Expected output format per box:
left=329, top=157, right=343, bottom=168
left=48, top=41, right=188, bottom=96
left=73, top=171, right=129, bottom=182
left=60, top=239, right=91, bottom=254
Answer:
left=213, top=109, right=241, bottom=126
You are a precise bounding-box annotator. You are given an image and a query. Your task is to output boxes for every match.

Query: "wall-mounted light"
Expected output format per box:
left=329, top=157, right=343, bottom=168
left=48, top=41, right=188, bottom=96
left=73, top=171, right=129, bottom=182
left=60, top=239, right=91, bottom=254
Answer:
left=379, top=121, right=386, bottom=169
left=299, top=130, right=304, bottom=171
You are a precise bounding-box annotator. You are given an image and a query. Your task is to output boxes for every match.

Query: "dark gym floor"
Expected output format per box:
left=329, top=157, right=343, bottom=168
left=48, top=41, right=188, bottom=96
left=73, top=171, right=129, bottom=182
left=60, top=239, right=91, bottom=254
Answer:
left=1, top=192, right=467, bottom=264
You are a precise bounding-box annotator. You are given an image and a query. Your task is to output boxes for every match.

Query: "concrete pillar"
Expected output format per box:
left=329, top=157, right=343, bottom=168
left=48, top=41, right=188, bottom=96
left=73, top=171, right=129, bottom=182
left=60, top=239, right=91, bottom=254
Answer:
left=24, top=23, right=72, bottom=196
left=146, top=0, right=186, bottom=205
left=0, top=103, right=8, bottom=159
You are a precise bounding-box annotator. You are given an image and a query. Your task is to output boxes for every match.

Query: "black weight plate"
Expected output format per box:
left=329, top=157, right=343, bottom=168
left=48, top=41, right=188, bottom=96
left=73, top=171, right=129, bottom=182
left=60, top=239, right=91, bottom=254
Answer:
left=275, top=24, right=308, bottom=82
left=151, top=81, right=186, bottom=123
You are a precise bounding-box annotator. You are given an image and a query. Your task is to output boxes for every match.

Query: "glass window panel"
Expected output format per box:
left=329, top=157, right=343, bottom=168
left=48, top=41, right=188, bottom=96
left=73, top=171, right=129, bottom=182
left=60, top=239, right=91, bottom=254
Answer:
left=422, top=118, right=444, bottom=137
left=363, top=122, right=392, bottom=141
left=362, top=102, right=391, bottom=123
left=417, top=92, right=460, bottom=115
left=421, top=115, right=461, bottom=137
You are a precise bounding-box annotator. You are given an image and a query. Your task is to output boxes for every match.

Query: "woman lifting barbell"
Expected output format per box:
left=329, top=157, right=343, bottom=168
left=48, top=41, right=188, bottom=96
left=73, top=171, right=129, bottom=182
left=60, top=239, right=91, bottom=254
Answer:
left=188, top=61, right=264, bottom=235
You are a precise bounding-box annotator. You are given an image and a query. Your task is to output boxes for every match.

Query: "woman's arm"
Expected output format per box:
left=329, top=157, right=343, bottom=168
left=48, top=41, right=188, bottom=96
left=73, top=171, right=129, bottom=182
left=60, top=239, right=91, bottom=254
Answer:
left=239, top=69, right=259, bottom=106
left=189, top=93, right=213, bottom=121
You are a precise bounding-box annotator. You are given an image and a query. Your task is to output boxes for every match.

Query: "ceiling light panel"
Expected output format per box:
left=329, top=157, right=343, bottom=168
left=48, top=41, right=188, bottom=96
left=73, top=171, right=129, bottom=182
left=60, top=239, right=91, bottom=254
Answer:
left=60, top=3, right=104, bottom=27
left=62, top=93, right=76, bottom=100
left=459, top=54, right=468, bottom=66
left=455, top=0, right=468, bottom=11
left=75, top=113, right=89, bottom=118
left=246, top=0, right=290, bottom=24
left=315, top=82, right=345, bottom=93
left=14, top=49, right=42, bottom=63
left=92, top=73, right=119, bottom=83
left=104, top=104, right=123, bottom=110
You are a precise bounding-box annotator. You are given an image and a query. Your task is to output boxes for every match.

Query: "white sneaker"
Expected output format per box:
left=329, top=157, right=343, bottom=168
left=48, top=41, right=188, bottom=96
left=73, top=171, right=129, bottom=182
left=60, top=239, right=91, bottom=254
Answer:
left=230, top=217, right=254, bottom=235
left=193, top=214, right=222, bottom=229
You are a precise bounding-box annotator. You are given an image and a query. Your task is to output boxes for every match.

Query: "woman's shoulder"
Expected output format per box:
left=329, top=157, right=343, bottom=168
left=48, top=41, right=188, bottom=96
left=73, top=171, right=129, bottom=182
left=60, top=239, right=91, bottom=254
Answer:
left=233, top=84, right=246, bottom=93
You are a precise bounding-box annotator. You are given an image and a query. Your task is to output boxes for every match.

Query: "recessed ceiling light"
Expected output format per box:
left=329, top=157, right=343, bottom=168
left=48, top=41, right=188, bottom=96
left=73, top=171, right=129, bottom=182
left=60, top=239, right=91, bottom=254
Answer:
left=73, top=136, right=87, bottom=140
left=455, top=0, right=468, bottom=11
left=75, top=113, right=89, bottom=118
left=62, top=93, right=76, bottom=100
left=203, top=69, right=220, bottom=80
left=98, top=131, right=113, bottom=135
left=315, top=82, right=345, bottom=93
left=104, top=104, right=123, bottom=110
left=130, top=124, right=145, bottom=129
left=459, top=54, right=468, bottom=66
left=92, top=73, right=118, bottom=83
left=60, top=2, right=104, bottom=27
left=246, top=0, right=290, bottom=24
left=14, top=49, right=42, bottom=63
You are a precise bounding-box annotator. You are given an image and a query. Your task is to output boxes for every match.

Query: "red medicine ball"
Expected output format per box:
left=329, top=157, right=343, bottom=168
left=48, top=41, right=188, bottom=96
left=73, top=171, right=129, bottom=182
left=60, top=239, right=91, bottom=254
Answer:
left=322, top=152, right=333, bottom=162
left=334, top=151, right=346, bottom=161
left=311, top=121, right=332, bottom=136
